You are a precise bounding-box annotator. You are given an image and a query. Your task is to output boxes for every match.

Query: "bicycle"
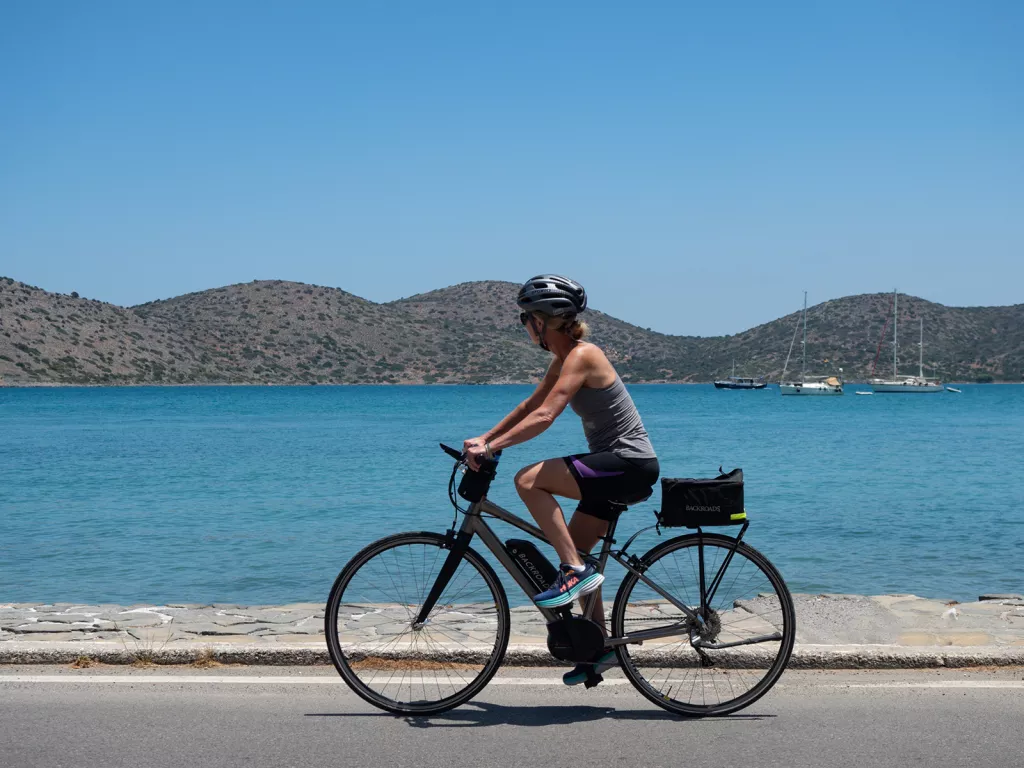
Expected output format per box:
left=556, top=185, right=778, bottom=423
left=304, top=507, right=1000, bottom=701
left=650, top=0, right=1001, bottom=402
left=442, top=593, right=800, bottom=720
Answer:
left=325, top=444, right=796, bottom=717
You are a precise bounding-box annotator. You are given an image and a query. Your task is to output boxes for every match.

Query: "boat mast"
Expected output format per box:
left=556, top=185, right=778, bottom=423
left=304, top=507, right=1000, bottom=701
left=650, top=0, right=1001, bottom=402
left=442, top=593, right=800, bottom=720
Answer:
left=870, top=292, right=896, bottom=378
left=801, top=290, right=808, bottom=383
left=919, top=316, right=924, bottom=379
left=781, top=305, right=801, bottom=383
left=893, top=289, right=898, bottom=379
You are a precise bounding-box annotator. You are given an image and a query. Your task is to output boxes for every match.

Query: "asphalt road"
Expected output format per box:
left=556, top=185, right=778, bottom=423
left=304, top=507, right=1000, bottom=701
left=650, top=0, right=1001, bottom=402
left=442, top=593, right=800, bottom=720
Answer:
left=2, top=666, right=1022, bottom=768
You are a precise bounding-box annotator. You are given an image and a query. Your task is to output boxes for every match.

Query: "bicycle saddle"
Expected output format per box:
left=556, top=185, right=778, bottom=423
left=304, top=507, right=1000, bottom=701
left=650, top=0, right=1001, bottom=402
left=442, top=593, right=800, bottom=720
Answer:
left=611, top=487, right=654, bottom=507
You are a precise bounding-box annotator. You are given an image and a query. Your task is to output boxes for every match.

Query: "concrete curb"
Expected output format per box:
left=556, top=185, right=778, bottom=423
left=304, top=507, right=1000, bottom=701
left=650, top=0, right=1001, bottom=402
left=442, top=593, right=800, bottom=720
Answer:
left=2, top=641, right=1022, bottom=669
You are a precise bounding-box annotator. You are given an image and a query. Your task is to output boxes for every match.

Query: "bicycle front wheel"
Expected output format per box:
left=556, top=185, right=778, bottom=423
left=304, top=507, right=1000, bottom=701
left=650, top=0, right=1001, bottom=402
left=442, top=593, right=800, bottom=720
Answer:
left=611, top=533, right=795, bottom=717
left=325, top=532, right=510, bottom=715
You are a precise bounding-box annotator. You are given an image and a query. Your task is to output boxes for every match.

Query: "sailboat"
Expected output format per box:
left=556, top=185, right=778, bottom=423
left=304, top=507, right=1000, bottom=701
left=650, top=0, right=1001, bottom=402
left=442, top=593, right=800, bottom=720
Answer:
left=870, top=290, right=943, bottom=393
left=714, top=360, right=767, bottom=390
left=779, top=292, right=844, bottom=396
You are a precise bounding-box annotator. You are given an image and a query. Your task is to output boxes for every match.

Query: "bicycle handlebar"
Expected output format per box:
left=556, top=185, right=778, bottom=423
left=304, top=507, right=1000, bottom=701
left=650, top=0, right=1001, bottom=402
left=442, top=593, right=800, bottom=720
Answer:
left=439, top=442, right=502, bottom=462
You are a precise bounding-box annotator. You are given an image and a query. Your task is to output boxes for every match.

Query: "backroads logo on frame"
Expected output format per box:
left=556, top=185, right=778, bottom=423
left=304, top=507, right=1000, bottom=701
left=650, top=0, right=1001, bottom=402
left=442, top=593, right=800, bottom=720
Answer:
left=509, top=545, right=553, bottom=591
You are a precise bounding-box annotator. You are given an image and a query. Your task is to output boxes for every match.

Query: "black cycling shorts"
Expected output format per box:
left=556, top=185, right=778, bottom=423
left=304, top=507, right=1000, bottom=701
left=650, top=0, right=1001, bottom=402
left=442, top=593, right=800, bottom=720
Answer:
left=563, top=452, right=660, bottom=522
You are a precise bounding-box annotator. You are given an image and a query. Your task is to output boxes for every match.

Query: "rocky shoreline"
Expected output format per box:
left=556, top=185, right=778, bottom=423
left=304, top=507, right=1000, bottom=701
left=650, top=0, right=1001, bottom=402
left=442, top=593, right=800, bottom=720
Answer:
left=2, top=593, right=1021, bottom=668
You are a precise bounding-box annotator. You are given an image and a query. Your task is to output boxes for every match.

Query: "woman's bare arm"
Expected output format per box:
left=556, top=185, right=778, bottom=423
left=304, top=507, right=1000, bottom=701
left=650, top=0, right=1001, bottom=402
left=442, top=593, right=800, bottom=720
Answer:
left=464, top=360, right=561, bottom=452
left=486, top=347, right=590, bottom=452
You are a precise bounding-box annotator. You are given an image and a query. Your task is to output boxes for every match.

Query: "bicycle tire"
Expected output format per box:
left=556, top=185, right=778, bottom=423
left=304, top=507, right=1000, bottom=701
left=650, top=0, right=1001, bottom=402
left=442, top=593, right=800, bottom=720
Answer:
left=325, top=531, right=510, bottom=715
left=611, top=532, right=796, bottom=717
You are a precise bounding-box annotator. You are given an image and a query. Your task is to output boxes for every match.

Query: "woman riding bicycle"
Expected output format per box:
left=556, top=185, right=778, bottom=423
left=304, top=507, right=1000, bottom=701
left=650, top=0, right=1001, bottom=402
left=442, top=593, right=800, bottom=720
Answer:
left=464, top=274, right=659, bottom=685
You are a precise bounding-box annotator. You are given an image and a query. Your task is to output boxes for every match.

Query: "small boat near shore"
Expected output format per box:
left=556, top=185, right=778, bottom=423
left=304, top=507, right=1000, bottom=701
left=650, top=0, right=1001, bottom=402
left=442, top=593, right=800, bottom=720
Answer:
left=779, top=291, right=844, bottom=396
left=870, top=290, right=944, bottom=393
left=780, top=376, right=844, bottom=396
left=714, top=361, right=767, bottom=390
left=945, top=386, right=962, bottom=393
left=715, top=376, right=768, bottom=390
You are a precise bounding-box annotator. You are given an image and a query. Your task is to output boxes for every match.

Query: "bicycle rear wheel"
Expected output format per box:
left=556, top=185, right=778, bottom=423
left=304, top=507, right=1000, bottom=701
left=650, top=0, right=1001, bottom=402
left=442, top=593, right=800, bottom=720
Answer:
left=611, top=533, right=795, bottom=716
left=325, top=532, right=510, bottom=715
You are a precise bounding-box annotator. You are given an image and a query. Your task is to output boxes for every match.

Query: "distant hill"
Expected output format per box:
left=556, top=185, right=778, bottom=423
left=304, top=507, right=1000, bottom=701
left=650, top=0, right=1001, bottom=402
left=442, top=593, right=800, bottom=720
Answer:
left=1, top=275, right=1021, bottom=385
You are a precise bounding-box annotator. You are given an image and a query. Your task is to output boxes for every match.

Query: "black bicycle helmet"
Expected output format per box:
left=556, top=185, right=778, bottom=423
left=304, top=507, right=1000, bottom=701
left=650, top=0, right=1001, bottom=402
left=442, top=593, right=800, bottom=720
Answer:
left=516, top=274, right=587, bottom=317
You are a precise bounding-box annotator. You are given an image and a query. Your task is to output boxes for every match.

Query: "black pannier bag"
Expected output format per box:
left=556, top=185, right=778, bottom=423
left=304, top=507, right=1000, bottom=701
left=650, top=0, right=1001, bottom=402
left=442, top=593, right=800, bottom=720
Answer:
left=658, top=468, right=746, bottom=528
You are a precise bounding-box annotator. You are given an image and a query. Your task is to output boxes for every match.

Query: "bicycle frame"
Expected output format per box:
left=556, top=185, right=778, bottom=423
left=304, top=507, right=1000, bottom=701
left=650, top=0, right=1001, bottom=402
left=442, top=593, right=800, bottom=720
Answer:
left=417, top=494, right=740, bottom=650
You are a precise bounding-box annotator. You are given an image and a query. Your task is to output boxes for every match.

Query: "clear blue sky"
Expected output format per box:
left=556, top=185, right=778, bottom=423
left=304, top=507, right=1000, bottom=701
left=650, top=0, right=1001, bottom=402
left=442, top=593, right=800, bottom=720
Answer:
left=1, top=1, right=1021, bottom=336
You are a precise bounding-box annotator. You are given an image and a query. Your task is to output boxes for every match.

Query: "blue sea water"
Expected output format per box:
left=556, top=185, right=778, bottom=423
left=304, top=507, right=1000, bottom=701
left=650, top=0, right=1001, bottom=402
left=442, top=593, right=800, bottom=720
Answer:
left=1, top=384, right=1022, bottom=605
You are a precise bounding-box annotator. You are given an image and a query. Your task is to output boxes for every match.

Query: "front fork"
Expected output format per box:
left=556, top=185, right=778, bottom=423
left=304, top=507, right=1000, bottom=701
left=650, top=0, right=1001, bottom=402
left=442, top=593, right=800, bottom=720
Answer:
left=413, top=526, right=474, bottom=627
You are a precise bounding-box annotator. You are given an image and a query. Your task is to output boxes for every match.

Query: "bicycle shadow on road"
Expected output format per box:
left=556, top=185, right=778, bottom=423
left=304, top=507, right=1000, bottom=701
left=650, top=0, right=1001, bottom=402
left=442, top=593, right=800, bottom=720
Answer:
left=306, top=702, right=775, bottom=727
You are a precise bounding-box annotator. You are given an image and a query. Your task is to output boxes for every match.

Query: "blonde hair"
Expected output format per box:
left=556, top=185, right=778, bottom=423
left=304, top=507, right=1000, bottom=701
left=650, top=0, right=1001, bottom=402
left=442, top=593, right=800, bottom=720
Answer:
left=565, top=317, right=589, bottom=341
left=536, top=313, right=590, bottom=341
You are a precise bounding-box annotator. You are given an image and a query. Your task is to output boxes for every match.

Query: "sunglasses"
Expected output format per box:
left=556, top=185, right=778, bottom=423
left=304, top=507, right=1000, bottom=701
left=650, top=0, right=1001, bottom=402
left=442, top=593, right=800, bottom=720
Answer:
left=519, top=311, right=530, bottom=326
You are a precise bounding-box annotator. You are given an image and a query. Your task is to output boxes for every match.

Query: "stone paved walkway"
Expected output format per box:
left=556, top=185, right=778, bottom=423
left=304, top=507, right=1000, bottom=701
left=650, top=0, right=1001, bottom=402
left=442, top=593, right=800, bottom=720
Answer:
left=1, top=594, right=1021, bottom=666
left=2, top=594, right=1022, bottom=647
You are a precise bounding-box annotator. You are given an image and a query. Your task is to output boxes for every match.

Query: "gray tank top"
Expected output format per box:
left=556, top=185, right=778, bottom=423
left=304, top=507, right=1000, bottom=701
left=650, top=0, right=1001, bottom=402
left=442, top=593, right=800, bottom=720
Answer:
left=569, top=375, right=656, bottom=459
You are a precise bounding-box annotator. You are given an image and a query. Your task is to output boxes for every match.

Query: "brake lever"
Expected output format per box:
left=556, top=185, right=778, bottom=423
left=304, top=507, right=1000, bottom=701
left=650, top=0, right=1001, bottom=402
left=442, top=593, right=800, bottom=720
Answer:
left=439, top=443, right=464, bottom=461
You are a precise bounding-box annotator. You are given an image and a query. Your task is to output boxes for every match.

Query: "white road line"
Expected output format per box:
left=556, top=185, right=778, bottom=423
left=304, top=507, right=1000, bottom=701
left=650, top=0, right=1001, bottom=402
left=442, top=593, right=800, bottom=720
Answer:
left=0, top=675, right=627, bottom=686
left=0, top=676, right=1021, bottom=688
left=809, top=681, right=1024, bottom=690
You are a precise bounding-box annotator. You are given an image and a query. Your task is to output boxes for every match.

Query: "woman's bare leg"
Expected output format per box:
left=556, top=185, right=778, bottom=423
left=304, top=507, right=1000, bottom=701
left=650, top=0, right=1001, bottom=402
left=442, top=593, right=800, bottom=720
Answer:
left=567, top=511, right=611, bottom=635
left=514, top=459, right=583, bottom=566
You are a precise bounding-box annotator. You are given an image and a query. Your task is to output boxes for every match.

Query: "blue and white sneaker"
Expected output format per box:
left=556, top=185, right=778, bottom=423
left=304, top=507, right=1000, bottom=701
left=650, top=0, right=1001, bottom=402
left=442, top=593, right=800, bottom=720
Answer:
left=563, top=649, right=618, bottom=686
left=533, top=562, right=604, bottom=608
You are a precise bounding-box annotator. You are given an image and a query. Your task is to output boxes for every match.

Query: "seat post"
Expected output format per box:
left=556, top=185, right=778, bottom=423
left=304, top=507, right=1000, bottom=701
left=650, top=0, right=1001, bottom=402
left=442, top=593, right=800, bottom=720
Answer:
left=601, top=516, right=619, bottom=547
left=577, top=514, right=620, bottom=622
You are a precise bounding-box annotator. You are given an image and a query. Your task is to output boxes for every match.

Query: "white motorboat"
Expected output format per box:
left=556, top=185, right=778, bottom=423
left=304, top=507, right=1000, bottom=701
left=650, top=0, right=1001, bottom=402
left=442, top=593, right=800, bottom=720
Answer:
left=779, top=291, right=843, bottom=396
left=870, top=291, right=944, bottom=393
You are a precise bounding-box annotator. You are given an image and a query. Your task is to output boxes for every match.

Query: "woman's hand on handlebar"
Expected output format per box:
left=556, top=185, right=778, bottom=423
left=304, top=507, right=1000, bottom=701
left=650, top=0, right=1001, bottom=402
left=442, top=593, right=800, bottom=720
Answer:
left=463, top=436, right=485, bottom=454
left=464, top=442, right=487, bottom=471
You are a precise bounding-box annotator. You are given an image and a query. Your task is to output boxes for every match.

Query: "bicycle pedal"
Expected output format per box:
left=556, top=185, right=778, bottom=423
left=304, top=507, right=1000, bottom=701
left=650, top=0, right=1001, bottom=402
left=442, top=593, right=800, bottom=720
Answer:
left=583, top=671, right=603, bottom=689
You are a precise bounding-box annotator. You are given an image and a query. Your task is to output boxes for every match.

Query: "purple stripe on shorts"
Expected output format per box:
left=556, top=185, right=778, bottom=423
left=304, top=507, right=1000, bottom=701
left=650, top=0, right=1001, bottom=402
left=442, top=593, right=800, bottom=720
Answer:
left=572, top=457, right=625, bottom=479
